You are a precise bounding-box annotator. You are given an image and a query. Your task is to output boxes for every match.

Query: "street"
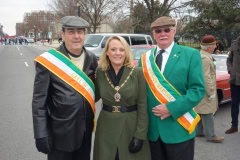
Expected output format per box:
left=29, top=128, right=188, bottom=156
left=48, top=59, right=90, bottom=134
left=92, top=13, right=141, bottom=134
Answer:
left=0, top=44, right=239, bottom=160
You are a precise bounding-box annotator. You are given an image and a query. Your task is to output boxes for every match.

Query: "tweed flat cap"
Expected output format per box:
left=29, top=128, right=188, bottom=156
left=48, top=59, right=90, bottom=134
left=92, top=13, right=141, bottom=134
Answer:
left=151, top=16, right=176, bottom=28
left=60, top=16, right=89, bottom=28
left=201, top=35, right=216, bottom=46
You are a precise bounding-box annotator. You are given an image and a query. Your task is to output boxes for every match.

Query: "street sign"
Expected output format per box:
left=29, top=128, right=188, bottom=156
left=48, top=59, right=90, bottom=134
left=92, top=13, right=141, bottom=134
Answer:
left=48, top=32, right=52, bottom=39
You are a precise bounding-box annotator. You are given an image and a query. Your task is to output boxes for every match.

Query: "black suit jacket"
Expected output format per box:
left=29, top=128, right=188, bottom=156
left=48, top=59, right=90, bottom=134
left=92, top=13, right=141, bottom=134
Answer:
left=32, top=43, right=98, bottom=151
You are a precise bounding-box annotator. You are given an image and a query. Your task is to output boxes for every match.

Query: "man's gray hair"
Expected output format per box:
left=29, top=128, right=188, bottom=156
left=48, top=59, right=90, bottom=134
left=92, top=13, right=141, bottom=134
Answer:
left=200, top=44, right=215, bottom=51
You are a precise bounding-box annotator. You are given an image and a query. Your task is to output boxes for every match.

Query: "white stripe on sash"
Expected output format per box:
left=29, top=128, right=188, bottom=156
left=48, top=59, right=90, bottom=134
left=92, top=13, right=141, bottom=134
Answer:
left=145, top=51, right=176, bottom=102
left=183, top=112, right=194, bottom=123
left=41, top=52, right=95, bottom=99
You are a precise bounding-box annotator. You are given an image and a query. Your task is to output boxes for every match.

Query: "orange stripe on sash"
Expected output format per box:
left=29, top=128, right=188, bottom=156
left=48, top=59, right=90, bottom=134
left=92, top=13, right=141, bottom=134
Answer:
left=35, top=56, right=96, bottom=113
left=142, top=54, right=168, bottom=104
left=178, top=116, right=191, bottom=128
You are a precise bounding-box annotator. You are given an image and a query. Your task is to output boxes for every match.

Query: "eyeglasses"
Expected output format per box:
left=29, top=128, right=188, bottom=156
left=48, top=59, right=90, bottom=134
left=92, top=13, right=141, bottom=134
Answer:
left=154, top=28, right=173, bottom=34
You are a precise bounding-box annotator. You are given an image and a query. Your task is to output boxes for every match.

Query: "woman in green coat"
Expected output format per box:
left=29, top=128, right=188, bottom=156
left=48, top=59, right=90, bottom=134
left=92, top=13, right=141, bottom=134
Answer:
left=93, top=36, right=151, bottom=160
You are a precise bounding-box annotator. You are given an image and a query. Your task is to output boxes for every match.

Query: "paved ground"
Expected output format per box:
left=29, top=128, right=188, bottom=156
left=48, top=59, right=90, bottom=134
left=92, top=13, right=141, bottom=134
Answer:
left=0, top=44, right=239, bottom=160
left=35, top=40, right=61, bottom=48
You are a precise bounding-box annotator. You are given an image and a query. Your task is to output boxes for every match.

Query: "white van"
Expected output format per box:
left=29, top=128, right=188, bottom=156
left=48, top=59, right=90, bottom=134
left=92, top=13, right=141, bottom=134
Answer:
left=84, top=33, right=153, bottom=58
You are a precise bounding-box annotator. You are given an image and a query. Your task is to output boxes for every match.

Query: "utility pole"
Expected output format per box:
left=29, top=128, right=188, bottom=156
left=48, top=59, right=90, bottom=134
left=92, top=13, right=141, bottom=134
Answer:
left=77, top=2, right=81, bottom=17
left=129, top=0, right=134, bottom=33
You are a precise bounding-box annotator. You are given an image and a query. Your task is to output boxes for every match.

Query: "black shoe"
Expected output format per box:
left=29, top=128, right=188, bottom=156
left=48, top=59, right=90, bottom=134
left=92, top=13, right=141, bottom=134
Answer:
left=225, top=127, right=238, bottom=134
left=196, top=134, right=205, bottom=137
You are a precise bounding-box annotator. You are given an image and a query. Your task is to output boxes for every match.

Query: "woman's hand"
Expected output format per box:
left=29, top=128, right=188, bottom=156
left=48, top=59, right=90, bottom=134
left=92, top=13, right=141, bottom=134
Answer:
left=128, top=137, right=143, bottom=153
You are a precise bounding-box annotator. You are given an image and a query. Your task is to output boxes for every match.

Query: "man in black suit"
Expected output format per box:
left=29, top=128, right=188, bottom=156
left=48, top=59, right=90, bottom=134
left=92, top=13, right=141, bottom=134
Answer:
left=32, top=16, right=98, bottom=160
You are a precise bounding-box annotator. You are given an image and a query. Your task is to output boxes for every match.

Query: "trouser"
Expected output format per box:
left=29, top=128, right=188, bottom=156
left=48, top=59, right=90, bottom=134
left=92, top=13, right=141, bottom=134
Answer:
left=197, top=113, right=216, bottom=140
left=149, top=137, right=195, bottom=160
left=230, top=84, right=240, bottom=128
left=48, top=133, right=91, bottom=160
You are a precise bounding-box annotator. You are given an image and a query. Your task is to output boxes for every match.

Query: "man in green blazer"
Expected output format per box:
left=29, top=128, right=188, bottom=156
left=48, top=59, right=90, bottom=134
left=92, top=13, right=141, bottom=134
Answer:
left=139, top=16, right=205, bottom=160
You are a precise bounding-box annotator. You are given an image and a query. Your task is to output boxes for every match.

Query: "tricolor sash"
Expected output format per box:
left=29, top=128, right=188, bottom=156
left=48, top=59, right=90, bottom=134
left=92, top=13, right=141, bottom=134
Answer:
left=34, top=49, right=96, bottom=114
left=142, top=48, right=200, bottom=134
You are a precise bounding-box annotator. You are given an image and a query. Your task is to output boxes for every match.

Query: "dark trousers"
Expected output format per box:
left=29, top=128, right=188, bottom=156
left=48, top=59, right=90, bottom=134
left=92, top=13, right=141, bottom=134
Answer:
left=230, top=84, right=240, bottom=128
left=48, top=133, right=91, bottom=160
left=149, top=137, right=195, bottom=160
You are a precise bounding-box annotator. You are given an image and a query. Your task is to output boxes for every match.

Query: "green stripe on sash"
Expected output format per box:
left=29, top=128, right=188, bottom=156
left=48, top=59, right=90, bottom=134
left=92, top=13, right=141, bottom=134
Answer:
left=149, top=48, right=181, bottom=99
left=48, top=49, right=95, bottom=92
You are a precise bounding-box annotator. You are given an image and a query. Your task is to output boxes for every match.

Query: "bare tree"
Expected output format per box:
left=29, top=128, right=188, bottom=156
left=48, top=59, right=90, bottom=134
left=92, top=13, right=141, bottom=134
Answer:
left=128, top=0, right=188, bottom=33
left=49, top=0, right=76, bottom=17
left=49, top=0, right=127, bottom=33
left=141, top=0, right=186, bottom=22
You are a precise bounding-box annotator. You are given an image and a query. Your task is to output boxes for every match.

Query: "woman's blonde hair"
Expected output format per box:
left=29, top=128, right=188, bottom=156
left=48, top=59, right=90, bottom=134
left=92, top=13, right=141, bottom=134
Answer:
left=99, top=35, right=134, bottom=71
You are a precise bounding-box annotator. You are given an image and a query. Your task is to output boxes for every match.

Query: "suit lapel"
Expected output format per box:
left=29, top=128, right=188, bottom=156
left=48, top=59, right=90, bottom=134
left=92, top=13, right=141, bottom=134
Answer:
left=163, top=43, right=181, bottom=78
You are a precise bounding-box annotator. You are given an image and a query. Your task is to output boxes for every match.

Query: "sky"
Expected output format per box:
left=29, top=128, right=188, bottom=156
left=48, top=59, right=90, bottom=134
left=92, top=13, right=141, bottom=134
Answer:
left=0, top=0, right=50, bottom=35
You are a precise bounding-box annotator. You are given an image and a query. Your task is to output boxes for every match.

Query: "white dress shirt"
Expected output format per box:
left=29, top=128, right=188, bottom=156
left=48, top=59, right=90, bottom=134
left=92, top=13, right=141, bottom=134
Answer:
left=155, top=42, right=174, bottom=72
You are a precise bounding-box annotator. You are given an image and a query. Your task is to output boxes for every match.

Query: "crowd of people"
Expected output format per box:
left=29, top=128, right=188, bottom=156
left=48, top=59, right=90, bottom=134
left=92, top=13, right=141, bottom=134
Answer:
left=0, top=37, right=29, bottom=45
left=31, top=15, right=239, bottom=160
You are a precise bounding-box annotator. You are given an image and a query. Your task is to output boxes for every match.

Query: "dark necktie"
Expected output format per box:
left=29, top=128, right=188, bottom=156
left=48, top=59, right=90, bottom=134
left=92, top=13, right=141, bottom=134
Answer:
left=155, top=50, right=165, bottom=70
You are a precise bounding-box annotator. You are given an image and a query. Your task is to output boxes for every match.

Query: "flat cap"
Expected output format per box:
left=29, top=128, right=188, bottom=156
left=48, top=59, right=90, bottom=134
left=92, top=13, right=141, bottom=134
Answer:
left=60, top=16, right=89, bottom=28
left=151, top=16, right=176, bottom=28
left=201, top=35, right=216, bottom=46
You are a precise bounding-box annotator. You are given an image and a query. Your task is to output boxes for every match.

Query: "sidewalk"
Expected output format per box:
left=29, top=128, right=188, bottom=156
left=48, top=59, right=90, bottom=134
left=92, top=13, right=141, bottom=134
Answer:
left=35, top=40, right=61, bottom=48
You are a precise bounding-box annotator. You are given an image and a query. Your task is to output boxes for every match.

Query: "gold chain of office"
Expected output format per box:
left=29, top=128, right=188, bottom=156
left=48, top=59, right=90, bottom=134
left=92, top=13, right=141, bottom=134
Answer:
left=104, top=66, right=135, bottom=102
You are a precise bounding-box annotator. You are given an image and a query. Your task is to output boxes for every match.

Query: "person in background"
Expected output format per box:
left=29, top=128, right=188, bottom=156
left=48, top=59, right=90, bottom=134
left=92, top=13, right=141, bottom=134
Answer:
left=213, top=40, right=224, bottom=54
left=0, top=38, right=4, bottom=45
left=93, top=35, right=151, bottom=160
left=139, top=16, right=205, bottom=160
left=58, top=37, right=62, bottom=44
left=195, top=35, right=224, bottom=143
left=225, top=36, right=240, bottom=134
left=32, top=16, right=98, bottom=160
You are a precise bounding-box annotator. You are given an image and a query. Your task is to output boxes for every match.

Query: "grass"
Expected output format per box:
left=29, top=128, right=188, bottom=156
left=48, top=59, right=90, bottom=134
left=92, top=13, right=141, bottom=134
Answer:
left=179, top=42, right=201, bottom=50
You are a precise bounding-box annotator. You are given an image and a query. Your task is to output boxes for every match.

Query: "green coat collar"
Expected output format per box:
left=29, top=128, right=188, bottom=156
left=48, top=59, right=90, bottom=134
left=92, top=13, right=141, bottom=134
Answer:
left=163, top=43, right=182, bottom=78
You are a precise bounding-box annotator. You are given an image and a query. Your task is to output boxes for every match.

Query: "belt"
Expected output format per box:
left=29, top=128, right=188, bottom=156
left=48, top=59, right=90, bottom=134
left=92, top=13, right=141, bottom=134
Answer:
left=102, top=104, right=137, bottom=113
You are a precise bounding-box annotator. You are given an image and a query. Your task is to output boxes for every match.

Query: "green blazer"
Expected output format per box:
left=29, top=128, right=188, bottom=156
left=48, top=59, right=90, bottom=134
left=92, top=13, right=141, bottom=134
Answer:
left=139, top=43, right=205, bottom=144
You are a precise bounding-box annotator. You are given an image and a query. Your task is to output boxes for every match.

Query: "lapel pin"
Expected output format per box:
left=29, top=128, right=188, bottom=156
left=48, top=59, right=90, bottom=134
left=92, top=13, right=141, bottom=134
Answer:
left=173, top=54, right=178, bottom=58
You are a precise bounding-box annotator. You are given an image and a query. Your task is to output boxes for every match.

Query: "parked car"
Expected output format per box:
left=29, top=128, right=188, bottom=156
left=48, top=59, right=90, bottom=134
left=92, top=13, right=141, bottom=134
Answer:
left=131, top=47, right=231, bottom=104
left=25, top=38, right=34, bottom=43
left=131, top=44, right=156, bottom=66
left=213, top=54, right=231, bottom=104
left=84, top=33, right=154, bottom=58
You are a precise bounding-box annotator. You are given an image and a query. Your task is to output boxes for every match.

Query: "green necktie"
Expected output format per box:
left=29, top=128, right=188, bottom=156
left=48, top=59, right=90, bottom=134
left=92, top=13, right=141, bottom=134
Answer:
left=156, top=50, right=165, bottom=70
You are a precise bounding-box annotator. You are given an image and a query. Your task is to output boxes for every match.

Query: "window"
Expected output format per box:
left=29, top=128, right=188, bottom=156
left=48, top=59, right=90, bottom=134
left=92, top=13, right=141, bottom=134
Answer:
left=101, top=36, right=110, bottom=48
left=130, top=36, right=147, bottom=45
left=147, top=36, right=153, bottom=44
left=121, top=36, right=130, bottom=45
left=84, top=35, right=103, bottom=47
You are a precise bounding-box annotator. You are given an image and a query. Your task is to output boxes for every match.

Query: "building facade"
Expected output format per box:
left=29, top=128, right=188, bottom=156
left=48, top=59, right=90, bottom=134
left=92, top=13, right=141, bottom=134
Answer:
left=16, top=10, right=58, bottom=39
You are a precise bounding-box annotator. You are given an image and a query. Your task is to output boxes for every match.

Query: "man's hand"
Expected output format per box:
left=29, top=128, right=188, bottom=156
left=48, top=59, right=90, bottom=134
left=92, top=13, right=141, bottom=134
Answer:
left=152, top=104, right=171, bottom=120
left=35, top=137, right=52, bottom=154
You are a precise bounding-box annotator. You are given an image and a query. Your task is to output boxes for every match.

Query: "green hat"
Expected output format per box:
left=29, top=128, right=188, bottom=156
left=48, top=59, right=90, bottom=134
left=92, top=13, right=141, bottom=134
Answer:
left=60, top=16, right=89, bottom=28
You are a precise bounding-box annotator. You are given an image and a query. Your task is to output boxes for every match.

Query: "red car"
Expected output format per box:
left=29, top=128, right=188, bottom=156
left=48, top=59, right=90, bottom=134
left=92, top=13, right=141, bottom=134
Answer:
left=131, top=45, right=156, bottom=66
left=213, top=54, right=231, bottom=104
left=131, top=46, right=231, bottom=104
